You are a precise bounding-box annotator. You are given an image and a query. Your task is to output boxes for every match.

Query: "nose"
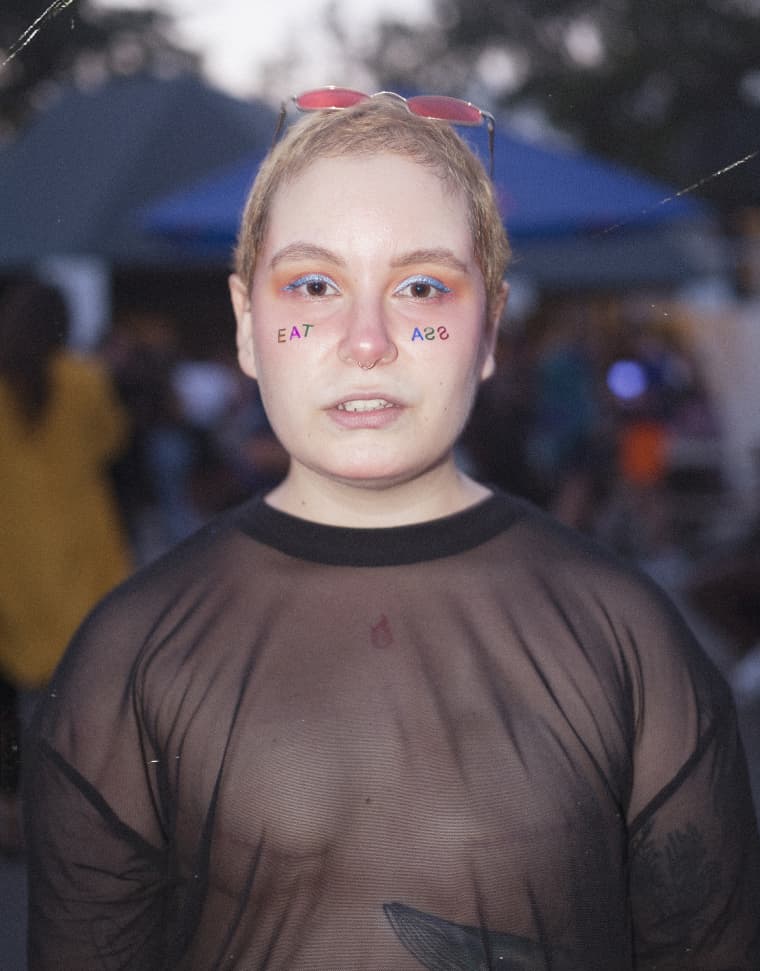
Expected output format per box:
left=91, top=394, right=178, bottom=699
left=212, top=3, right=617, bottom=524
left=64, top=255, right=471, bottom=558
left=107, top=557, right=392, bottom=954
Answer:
left=337, top=298, right=398, bottom=370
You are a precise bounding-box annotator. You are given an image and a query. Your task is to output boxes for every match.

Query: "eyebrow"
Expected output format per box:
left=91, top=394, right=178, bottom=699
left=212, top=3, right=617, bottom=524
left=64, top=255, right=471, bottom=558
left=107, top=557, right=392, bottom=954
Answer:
left=269, top=243, right=470, bottom=275
left=389, top=248, right=470, bottom=274
left=269, top=242, right=346, bottom=269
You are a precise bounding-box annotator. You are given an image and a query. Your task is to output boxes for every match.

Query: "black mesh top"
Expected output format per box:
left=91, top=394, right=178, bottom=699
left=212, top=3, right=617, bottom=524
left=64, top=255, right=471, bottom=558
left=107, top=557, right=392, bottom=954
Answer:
left=24, top=491, right=760, bottom=969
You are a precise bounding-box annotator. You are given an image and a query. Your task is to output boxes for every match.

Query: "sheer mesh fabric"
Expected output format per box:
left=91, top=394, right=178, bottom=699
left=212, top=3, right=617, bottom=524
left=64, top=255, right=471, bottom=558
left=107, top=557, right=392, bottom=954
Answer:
left=24, top=492, right=760, bottom=969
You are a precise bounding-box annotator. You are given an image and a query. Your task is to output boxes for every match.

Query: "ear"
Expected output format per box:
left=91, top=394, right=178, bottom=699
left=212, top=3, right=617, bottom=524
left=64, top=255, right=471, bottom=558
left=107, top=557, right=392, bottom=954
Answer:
left=479, top=281, right=509, bottom=381
left=229, top=273, right=257, bottom=380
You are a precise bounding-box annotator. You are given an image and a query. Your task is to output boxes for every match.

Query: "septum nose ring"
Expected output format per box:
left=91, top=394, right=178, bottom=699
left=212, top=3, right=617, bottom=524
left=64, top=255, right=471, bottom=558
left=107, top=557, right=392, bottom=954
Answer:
left=341, top=354, right=378, bottom=369
left=339, top=344, right=397, bottom=369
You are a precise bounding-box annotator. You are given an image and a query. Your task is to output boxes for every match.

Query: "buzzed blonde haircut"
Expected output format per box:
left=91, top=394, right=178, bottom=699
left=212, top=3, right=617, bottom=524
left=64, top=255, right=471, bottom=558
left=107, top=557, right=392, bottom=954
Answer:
left=234, top=96, right=511, bottom=316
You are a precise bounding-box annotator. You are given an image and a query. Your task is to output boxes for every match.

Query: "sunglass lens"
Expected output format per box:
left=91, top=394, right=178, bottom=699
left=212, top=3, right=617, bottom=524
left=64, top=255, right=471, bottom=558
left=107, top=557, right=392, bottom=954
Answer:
left=296, top=88, right=367, bottom=110
left=407, top=95, right=482, bottom=126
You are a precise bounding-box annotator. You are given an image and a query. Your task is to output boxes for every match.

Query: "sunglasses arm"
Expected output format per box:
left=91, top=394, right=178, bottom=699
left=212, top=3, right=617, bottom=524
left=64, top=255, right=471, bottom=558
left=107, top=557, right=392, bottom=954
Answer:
left=484, top=113, right=495, bottom=178
left=272, top=103, right=288, bottom=147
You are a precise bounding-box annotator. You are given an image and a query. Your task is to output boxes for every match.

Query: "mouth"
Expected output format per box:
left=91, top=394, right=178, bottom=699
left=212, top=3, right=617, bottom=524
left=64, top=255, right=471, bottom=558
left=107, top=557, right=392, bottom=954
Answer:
left=327, top=393, right=404, bottom=429
left=336, top=398, right=397, bottom=413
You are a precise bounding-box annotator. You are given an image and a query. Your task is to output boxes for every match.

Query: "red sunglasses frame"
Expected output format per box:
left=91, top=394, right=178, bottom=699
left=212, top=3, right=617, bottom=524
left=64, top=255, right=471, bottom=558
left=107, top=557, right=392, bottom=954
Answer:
left=273, top=87, right=496, bottom=176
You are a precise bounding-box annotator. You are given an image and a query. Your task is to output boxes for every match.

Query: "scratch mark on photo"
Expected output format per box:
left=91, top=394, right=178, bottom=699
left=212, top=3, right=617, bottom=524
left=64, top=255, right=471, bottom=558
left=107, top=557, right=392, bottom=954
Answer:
left=1, top=0, right=77, bottom=72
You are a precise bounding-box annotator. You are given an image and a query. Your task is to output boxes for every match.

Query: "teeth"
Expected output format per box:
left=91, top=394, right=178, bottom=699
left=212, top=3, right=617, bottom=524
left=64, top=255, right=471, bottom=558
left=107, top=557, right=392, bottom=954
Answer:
left=337, top=398, right=394, bottom=413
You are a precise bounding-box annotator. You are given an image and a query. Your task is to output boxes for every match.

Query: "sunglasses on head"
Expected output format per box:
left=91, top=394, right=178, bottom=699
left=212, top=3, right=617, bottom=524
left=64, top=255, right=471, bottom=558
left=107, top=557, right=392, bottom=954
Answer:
left=273, top=87, right=496, bottom=177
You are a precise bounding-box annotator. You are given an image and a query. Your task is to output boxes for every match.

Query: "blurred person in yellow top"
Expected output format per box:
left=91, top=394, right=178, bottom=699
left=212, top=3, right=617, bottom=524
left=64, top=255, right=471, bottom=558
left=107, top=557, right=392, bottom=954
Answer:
left=0, top=280, right=132, bottom=850
left=0, top=280, right=132, bottom=692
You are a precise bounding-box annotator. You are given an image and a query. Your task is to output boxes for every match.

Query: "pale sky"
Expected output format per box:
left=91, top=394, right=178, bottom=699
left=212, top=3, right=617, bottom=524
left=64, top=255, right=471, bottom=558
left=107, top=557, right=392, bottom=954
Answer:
left=93, top=0, right=435, bottom=99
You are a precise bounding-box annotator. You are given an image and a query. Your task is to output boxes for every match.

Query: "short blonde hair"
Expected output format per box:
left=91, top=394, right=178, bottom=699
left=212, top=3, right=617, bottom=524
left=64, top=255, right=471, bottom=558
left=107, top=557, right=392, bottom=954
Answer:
left=234, top=96, right=510, bottom=314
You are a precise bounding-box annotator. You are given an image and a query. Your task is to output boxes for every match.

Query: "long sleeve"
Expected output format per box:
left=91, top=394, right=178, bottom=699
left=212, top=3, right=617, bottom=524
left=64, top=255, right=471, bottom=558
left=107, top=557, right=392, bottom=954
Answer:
left=25, top=739, right=169, bottom=969
left=625, top=591, right=760, bottom=968
left=24, top=594, right=171, bottom=970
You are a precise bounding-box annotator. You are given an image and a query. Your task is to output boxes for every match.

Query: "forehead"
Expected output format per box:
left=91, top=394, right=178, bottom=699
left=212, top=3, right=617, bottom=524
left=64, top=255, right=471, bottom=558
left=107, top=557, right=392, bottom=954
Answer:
left=261, top=153, right=476, bottom=259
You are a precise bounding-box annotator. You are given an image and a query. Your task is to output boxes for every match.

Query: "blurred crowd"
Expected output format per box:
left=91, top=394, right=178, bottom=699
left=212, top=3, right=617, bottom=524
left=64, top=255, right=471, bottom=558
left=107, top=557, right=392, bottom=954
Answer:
left=100, top=308, right=288, bottom=562
left=1, top=278, right=759, bottom=853
left=465, top=295, right=725, bottom=555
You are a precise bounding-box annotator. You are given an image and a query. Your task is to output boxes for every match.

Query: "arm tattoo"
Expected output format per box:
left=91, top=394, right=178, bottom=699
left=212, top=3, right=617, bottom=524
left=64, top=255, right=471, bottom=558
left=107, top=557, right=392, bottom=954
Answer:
left=383, top=901, right=577, bottom=971
left=630, top=821, right=721, bottom=947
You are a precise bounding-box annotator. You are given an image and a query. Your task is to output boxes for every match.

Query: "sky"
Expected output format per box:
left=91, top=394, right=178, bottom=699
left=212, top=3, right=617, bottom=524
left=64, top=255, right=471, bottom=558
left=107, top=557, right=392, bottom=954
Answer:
left=93, top=0, right=435, bottom=98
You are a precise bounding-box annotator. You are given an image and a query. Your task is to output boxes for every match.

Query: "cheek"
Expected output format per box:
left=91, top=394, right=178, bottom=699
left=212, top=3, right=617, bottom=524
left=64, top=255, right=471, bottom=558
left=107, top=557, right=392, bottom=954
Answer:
left=250, top=288, right=320, bottom=346
left=406, top=318, right=488, bottom=372
left=255, top=372, right=299, bottom=443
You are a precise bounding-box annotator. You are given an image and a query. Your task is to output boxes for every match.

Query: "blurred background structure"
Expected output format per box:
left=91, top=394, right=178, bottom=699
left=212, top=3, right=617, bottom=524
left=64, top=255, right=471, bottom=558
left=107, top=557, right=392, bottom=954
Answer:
left=1, top=0, right=760, bottom=964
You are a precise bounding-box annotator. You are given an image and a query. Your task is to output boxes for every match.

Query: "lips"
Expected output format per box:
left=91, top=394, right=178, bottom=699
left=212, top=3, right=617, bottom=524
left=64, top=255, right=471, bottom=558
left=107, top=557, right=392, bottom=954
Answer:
left=327, top=391, right=404, bottom=428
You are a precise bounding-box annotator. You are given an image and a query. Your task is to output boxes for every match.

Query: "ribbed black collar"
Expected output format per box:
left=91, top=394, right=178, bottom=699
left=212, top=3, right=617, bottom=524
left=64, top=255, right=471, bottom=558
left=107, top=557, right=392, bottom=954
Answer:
left=235, top=490, right=524, bottom=567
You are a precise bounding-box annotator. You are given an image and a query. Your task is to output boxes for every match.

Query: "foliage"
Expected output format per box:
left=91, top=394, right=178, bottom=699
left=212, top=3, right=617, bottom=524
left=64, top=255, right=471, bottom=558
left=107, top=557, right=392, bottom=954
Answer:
left=0, top=0, right=200, bottom=138
left=364, top=0, right=760, bottom=210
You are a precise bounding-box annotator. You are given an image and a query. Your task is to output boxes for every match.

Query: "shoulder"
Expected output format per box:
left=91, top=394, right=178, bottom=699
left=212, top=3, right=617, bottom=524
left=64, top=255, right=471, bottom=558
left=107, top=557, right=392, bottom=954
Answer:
left=52, top=500, right=262, bottom=681
left=499, top=500, right=735, bottom=754
left=494, top=496, right=720, bottom=683
left=504, top=497, right=680, bottom=613
left=29, top=500, right=270, bottom=773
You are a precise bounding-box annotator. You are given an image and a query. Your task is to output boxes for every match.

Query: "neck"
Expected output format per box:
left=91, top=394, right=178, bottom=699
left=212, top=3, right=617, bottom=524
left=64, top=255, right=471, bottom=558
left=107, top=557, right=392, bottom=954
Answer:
left=264, top=458, right=492, bottom=528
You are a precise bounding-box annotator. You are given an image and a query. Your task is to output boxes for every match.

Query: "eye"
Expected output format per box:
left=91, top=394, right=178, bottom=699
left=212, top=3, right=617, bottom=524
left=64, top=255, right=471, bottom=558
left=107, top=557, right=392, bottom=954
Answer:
left=394, top=275, right=452, bottom=299
left=282, top=273, right=340, bottom=297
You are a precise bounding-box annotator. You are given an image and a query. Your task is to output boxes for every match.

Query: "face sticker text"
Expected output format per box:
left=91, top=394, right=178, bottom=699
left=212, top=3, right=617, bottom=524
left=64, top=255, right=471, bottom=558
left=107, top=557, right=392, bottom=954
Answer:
left=277, top=324, right=450, bottom=343
left=411, top=326, right=450, bottom=341
left=278, top=324, right=314, bottom=342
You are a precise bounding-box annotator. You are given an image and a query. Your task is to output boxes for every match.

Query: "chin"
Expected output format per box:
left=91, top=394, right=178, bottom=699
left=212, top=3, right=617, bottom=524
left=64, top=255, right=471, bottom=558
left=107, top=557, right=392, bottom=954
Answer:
left=306, top=448, right=450, bottom=492
left=319, top=465, right=420, bottom=490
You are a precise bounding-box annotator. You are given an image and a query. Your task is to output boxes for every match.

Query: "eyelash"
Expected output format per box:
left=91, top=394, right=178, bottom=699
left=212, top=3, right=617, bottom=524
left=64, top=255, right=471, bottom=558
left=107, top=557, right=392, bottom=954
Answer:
left=281, top=273, right=340, bottom=297
left=281, top=273, right=452, bottom=299
left=394, top=275, right=452, bottom=298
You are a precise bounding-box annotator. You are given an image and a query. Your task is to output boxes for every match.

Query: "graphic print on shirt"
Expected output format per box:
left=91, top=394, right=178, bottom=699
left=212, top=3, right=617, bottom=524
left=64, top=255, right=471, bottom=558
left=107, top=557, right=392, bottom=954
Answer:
left=370, top=614, right=394, bottom=649
left=383, top=902, right=578, bottom=970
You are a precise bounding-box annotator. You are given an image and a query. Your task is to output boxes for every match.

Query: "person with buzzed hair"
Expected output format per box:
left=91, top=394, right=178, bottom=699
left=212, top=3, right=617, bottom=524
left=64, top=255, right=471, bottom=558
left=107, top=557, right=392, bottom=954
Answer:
left=25, top=90, right=760, bottom=970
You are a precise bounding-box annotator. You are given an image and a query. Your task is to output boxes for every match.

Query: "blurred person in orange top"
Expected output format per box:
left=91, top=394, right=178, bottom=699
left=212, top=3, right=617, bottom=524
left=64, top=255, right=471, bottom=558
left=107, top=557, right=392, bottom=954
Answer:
left=0, top=280, right=132, bottom=850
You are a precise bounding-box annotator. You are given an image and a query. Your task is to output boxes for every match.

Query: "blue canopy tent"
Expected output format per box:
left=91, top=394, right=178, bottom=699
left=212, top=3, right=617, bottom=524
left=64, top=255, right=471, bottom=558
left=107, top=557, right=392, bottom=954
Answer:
left=142, top=151, right=267, bottom=255
left=492, top=132, right=700, bottom=237
left=0, top=75, right=277, bottom=267
left=141, top=121, right=718, bottom=286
